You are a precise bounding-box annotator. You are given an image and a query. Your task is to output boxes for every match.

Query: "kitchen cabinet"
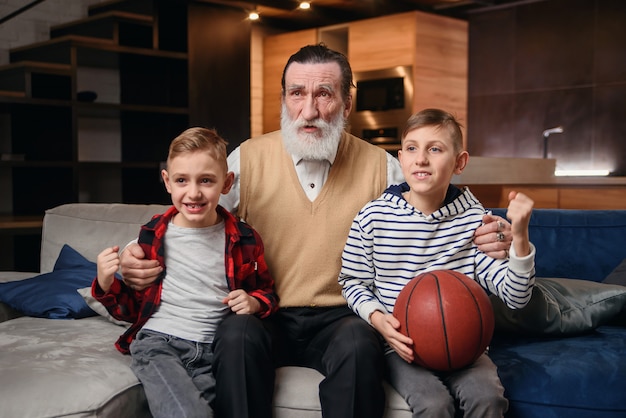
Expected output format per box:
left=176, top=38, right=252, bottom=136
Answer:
left=263, top=29, right=317, bottom=133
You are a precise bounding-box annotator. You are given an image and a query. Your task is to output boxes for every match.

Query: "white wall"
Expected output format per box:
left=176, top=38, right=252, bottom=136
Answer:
left=0, top=0, right=102, bottom=65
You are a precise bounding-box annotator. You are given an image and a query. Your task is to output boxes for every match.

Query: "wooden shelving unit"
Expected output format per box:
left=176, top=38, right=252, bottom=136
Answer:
left=0, top=0, right=189, bottom=270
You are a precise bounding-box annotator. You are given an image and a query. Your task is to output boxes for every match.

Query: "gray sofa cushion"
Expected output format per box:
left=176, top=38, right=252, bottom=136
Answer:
left=40, top=203, right=169, bottom=272
left=491, top=277, right=626, bottom=336
left=273, top=367, right=411, bottom=418
left=2, top=203, right=412, bottom=418
left=0, top=316, right=150, bottom=418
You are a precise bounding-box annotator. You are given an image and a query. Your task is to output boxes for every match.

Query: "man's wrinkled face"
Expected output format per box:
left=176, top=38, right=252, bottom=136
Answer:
left=280, top=62, right=352, bottom=160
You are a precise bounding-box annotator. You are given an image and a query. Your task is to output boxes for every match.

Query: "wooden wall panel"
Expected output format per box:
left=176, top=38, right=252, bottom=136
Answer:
left=414, top=13, right=468, bottom=145
left=497, top=187, right=559, bottom=209
left=348, top=12, right=416, bottom=71
left=464, top=184, right=626, bottom=209
left=559, top=188, right=626, bottom=210
left=262, top=29, right=317, bottom=133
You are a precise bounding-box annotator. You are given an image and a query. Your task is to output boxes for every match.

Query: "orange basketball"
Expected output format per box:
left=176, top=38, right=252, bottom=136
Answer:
left=393, top=270, right=495, bottom=371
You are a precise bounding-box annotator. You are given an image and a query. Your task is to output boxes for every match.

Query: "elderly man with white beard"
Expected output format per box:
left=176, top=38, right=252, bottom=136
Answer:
left=120, top=44, right=513, bottom=418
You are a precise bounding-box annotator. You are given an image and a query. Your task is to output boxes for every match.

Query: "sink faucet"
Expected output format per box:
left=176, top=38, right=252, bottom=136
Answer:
left=542, top=126, right=564, bottom=158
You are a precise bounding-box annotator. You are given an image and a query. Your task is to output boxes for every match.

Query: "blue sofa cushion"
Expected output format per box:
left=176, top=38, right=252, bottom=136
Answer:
left=487, top=208, right=626, bottom=418
left=490, top=209, right=626, bottom=282
left=490, top=326, right=626, bottom=418
left=491, top=277, right=626, bottom=336
left=603, top=258, right=626, bottom=286
left=0, top=245, right=97, bottom=319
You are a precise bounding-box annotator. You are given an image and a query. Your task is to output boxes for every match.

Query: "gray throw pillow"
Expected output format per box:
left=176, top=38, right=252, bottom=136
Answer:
left=602, top=259, right=626, bottom=286
left=491, top=277, right=626, bottom=336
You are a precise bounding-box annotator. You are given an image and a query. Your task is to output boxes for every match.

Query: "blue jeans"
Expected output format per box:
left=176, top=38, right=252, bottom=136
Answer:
left=130, top=329, right=215, bottom=418
left=385, top=352, right=508, bottom=418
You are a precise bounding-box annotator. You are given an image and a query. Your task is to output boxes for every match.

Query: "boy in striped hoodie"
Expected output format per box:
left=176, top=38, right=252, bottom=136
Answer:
left=339, top=108, right=535, bottom=418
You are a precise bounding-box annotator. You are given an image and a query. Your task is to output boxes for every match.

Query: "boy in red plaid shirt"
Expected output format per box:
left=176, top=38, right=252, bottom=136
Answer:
left=92, top=127, right=278, bottom=418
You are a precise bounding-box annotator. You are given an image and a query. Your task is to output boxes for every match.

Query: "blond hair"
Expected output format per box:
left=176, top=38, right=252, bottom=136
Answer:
left=402, top=108, right=464, bottom=153
left=167, top=127, right=229, bottom=172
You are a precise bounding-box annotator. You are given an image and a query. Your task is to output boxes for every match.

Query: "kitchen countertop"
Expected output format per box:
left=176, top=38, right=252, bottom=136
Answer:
left=453, top=157, right=626, bottom=185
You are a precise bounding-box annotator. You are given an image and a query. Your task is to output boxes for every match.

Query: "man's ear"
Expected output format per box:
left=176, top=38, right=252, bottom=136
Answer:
left=222, top=171, right=235, bottom=194
left=343, top=94, right=353, bottom=119
left=454, top=151, right=469, bottom=175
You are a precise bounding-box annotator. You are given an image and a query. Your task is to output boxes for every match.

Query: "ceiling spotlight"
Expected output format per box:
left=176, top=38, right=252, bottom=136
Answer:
left=248, top=10, right=260, bottom=20
left=299, top=2, right=311, bottom=10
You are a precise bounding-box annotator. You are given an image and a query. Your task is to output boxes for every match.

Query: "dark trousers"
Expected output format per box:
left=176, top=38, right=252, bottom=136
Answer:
left=212, top=306, right=386, bottom=418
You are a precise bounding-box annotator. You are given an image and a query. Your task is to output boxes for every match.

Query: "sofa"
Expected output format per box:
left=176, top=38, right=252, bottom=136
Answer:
left=487, top=208, right=626, bottom=418
left=1, top=203, right=625, bottom=418
left=0, top=203, right=411, bottom=418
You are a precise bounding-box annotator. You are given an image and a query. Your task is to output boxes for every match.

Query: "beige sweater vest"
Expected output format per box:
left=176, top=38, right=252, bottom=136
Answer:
left=239, top=130, right=388, bottom=307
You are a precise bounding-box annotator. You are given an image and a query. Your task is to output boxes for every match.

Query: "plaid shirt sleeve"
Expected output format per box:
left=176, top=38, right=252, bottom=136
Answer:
left=223, top=208, right=279, bottom=317
left=92, top=278, right=144, bottom=323
left=241, top=227, right=279, bottom=317
left=91, top=275, right=161, bottom=354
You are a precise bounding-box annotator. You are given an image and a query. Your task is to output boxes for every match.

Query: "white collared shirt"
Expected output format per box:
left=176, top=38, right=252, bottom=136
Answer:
left=220, top=143, right=403, bottom=213
left=294, top=158, right=333, bottom=201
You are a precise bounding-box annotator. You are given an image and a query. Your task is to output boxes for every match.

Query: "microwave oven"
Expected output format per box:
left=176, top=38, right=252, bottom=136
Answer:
left=349, top=65, right=413, bottom=144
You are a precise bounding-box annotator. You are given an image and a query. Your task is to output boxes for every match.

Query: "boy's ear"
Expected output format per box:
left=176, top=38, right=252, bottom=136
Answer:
left=222, top=171, right=235, bottom=194
left=454, top=151, right=469, bottom=175
left=161, top=169, right=172, bottom=193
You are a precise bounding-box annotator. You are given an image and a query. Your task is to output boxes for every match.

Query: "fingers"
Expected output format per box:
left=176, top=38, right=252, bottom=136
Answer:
left=97, top=247, right=120, bottom=274
left=474, top=213, right=518, bottom=259
left=120, top=251, right=162, bottom=284
left=478, top=243, right=511, bottom=258
left=225, top=290, right=261, bottom=314
left=478, top=214, right=511, bottom=234
left=493, top=248, right=509, bottom=259
left=126, top=242, right=146, bottom=258
left=394, top=343, right=414, bottom=363
left=506, top=191, right=535, bottom=234
left=475, top=215, right=511, bottom=246
left=96, top=246, right=121, bottom=292
left=123, top=273, right=159, bottom=291
left=388, top=331, right=414, bottom=363
left=120, top=243, right=157, bottom=271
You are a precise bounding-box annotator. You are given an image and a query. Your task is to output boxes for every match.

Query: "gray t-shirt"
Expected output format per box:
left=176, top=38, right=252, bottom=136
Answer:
left=143, top=220, right=229, bottom=343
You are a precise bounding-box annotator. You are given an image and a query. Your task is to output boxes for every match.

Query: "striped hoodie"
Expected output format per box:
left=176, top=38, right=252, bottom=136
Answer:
left=339, top=183, right=535, bottom=325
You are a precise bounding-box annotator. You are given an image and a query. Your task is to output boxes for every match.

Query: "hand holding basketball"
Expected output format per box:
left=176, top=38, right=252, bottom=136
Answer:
left=393, top=270, right=495, bottom=371
left=370, top=310, right=415, bottom=363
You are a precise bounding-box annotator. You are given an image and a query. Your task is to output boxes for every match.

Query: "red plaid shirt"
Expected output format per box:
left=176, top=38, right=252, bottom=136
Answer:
left=93, top=205, right=278, bottom=354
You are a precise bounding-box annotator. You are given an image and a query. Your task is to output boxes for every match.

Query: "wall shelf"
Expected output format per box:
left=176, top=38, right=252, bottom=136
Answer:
left=0, top=0, right=189, bottom=270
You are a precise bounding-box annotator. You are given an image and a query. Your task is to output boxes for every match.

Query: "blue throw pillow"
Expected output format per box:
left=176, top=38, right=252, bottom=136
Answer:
left=0, top=244, right=98, bottom=319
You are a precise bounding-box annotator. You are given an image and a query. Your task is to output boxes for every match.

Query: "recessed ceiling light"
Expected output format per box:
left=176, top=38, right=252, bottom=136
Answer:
left=299, top=2, right=311, bottom=10
left=248, top=10, right=260, bottom=20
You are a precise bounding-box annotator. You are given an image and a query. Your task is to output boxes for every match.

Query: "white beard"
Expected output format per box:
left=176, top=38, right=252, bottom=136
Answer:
left=280, top=103, right=345, bottom=161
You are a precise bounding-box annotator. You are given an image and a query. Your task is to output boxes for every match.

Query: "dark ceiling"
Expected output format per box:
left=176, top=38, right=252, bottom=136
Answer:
left=196, top=0, right=532, bottom=30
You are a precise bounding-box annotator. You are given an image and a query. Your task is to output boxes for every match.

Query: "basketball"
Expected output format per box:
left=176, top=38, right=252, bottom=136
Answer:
left=392, top=269, right=495, bottom=371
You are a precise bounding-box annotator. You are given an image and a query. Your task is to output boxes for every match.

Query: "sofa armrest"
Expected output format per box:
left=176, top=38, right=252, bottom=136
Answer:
left=0, top=271, right=37, bottom=323
left=0, top=302, right=23, bottom=323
